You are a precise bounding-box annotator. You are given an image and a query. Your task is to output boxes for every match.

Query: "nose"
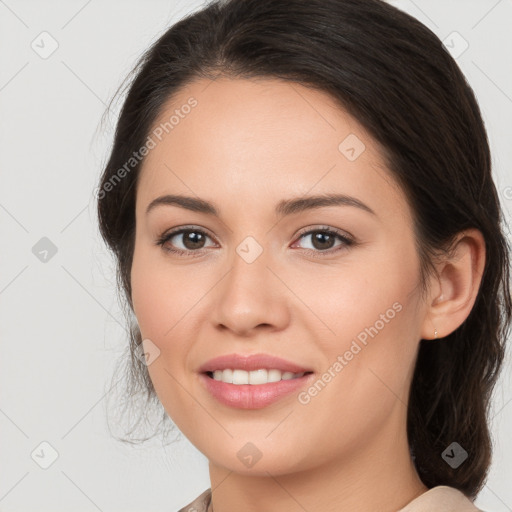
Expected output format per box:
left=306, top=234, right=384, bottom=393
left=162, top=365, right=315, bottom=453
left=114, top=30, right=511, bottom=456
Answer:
left=211, top=242, right=291, bottom=337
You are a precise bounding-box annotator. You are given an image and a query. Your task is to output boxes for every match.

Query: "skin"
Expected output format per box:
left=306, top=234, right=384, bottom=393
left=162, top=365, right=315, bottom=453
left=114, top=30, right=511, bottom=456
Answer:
left=130, top=77, right=486, bottom=512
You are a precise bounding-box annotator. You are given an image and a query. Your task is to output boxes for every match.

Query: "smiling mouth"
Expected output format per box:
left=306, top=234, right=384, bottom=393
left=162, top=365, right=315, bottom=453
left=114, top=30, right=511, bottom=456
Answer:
left=205, top=369, right=314, bottom=385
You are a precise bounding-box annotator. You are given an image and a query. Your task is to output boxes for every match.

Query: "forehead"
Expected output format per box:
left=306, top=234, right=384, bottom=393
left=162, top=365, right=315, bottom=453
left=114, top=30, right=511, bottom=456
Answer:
left=136, top=77, right=408, bottom=223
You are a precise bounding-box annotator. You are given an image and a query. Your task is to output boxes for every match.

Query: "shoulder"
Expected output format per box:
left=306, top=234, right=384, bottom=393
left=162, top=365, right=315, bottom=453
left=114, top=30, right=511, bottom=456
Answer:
left=177, top=488, right=212, bottom=512
left=178, top=486, right=487, bottom=512
left=398, top=485, right=485, bottom=512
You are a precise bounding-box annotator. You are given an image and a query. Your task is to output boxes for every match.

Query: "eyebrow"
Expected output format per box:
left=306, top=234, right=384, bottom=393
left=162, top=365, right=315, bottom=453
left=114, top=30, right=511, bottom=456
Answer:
left=145, top=193, right=376, bottom=217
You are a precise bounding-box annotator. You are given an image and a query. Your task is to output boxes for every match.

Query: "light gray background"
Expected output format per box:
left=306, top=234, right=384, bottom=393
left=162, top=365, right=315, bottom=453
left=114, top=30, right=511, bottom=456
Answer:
left=0, top=0, right=511, bottom=511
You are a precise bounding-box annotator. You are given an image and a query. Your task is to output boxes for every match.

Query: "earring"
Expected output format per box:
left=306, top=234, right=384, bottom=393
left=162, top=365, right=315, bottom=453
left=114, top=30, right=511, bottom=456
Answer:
left=434, top=328, right=438, bottom=339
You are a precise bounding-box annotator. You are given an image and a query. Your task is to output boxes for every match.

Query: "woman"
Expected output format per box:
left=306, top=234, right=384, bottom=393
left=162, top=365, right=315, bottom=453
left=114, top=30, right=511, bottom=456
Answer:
left=96, top=0, right=511, bottom=510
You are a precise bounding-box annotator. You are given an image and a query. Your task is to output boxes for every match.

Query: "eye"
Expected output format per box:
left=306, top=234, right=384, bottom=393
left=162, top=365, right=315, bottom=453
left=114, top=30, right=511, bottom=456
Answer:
left=155, top=226, right=216, bottom=256
left=292, top=226, right=354, bottom=256
left=155, top=225, right=355, bottom=258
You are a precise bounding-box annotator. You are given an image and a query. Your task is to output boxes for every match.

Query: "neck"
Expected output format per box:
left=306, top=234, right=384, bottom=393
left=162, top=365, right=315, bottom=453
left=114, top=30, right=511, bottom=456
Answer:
left=207, top=412, right=428, bottom=512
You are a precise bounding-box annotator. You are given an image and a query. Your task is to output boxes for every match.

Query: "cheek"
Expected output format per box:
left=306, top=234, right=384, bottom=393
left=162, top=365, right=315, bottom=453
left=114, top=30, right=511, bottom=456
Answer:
left=288, top=256, right=416, bottom=344
left=291, top=284, right=420, bottom=464
left=130, top=246, right=199, bottom=422
left=131, top=256, right=169, bottom=339
left=130, top=244, right=212, bottom=409
left=131, top=244, right=200, bottom=339
left=300, top=245, right=422, bottom=399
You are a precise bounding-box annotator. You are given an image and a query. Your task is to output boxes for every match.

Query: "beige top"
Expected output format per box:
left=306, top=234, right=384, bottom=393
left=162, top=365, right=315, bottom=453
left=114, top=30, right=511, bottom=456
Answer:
left=177, top=485, right=484, bottom=512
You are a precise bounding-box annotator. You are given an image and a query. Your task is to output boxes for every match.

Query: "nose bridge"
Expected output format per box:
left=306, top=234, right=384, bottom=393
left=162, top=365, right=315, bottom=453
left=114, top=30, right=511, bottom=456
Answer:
left=212, top=231, right=289, bottom=334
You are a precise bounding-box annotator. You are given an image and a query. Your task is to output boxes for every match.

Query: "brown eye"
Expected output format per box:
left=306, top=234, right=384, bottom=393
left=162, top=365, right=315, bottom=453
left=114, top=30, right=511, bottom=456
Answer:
left=156, top=227, right=216, bottom=255
left=309, top=231, right=337, bottom=250
left=178, top=230, right=207, bottom=250
left=294, top=227, right=354, bottom=256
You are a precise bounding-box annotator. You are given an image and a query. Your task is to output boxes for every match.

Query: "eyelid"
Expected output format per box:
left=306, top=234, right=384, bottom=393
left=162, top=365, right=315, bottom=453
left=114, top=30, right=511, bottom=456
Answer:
left=156, top=224, right=355, bottom=257
left=159, top=224, right=217, bottom=242
left=290, top=225, right=355, bottom=256
left=293, top=225, right=354, bottom=244
left=155, top=225, right=218, bottom=251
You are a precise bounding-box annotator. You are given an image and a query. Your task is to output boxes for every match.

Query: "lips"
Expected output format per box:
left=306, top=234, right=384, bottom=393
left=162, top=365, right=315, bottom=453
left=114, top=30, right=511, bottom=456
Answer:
left=198, top=353, right=313, bottom=374
left=197, top=353, right=315, bottom=409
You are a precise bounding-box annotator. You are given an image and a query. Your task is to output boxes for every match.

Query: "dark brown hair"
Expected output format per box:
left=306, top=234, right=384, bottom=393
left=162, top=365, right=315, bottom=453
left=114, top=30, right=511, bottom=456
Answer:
left=96, top=0, right=512, bottom=499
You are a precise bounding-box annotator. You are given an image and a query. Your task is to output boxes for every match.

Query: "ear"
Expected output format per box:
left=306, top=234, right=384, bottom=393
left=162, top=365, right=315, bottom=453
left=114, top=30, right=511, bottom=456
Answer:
left=420, top=228, right=486, bottom=340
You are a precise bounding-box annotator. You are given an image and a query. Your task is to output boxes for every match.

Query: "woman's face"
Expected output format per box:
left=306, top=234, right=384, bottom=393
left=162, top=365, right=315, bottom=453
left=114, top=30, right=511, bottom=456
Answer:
left=131, top=77, right=431, bottom=475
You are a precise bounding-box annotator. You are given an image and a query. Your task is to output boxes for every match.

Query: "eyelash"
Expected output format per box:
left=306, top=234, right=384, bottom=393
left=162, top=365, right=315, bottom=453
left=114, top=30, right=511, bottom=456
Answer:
left=155, top=225, right=355, bottom=258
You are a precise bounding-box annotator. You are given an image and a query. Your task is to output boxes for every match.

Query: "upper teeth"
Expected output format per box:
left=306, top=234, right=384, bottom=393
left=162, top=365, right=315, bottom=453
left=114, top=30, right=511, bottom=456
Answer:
left=212, top=369, right=305, bottom=385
